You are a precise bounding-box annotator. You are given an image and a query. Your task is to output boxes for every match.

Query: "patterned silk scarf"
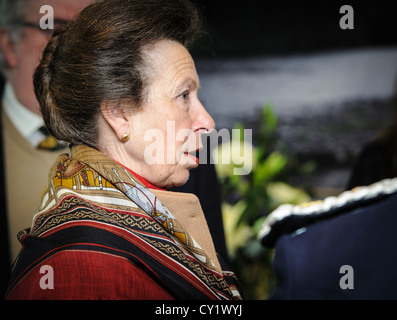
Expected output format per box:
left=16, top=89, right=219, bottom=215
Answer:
left=26, top=145, right=242, bottom=300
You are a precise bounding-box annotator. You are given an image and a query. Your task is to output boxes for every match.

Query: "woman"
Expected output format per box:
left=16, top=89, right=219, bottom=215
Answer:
left=6, top=0, right=241, bottom=300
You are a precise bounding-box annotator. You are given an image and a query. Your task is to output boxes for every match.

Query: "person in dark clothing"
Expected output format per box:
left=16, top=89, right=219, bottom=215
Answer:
left=346, top=120, right=397, bottom=189
left=346, top=81, right=397, bottom=189
left=171, top=138, right=228, bottom=263
left=260, top=177, right=397, bottom=299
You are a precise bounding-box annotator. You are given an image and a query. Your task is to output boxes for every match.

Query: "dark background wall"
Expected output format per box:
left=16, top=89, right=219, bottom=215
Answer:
left=189, top=1, right=397, bottom=195
left=192, top=1, right=396, bottom=58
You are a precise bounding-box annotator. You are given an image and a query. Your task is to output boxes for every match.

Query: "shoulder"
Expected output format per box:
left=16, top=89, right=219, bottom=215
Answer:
left=6, top=247, right=174, bottom=300
left=259, top=178, right=397, bottom=248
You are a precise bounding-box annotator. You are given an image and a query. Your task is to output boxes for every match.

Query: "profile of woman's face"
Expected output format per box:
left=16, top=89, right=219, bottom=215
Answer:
left=125, top=39, right=215, bottom=188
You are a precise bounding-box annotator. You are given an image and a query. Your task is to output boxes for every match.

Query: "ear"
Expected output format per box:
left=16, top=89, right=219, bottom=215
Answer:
left=100, top=101, right=130, bottom=141
left=0, top=29, right=18, bottom=68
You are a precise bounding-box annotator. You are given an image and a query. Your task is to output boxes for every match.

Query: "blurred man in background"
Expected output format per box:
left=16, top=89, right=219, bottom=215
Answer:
left=0, top=0, right=93, bottom=294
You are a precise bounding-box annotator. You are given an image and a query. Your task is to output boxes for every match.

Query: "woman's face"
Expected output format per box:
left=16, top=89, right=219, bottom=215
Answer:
left=124, top=40, right=215, bottom=188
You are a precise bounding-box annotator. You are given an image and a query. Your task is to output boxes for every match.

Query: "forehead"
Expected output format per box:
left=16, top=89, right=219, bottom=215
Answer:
left=145, top=40, right=199, bottom=88
left=24, top=0, right=92, bottom=20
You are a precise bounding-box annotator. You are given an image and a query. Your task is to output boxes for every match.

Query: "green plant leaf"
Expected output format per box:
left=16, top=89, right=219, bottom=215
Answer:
left=253, top=151, right=288, bottom=185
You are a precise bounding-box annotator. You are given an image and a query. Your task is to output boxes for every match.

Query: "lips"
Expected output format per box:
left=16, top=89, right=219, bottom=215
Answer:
left=180, top=136, right=202, bottom=167
left=183, top=150, right=200, bottom=166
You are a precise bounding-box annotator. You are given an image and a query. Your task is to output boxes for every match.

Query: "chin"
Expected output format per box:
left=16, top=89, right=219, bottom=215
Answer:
left=167, top=171, right=190, bottom=189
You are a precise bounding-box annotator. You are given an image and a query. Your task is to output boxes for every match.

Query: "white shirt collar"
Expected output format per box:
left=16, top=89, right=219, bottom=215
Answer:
left=2, top=82, right=45, bottom=147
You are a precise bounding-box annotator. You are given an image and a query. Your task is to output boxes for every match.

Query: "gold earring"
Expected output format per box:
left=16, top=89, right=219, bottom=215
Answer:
left=121, top=133, right=130, bottom=142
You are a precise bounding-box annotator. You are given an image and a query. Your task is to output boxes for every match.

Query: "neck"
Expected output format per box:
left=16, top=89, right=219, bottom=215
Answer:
left=115, top=161, right=164, bottom=190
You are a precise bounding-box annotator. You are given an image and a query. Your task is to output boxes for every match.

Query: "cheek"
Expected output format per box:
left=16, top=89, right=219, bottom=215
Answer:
left=134, top=124, right=170, bottom=165
left=168, top=121, right=194, bottom=155
left=159, top=114, right=191, bottom=144
left=132, top=106, right=193, bottom=163
left=14, top=46, right=45, bottom=87
left=18, top=35, right=47, bottom=64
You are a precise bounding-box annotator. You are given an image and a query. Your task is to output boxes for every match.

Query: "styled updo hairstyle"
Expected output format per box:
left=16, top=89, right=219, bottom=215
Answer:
left=34, top=0, right=202, bottom=148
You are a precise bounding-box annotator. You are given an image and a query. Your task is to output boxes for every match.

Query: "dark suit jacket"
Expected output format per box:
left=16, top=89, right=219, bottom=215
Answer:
left=347, top=139, right=397, bottom=189
left=171, top=141, right=228, bottom=263
left=261, top=180, right=397, bottom=299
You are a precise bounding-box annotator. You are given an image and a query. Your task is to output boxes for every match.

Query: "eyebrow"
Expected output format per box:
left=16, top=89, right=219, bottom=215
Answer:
left=173, top=77, right=200, bottom=95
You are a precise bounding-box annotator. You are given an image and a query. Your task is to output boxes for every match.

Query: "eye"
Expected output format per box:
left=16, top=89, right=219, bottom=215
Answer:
left=180, top=91, right=189, bottom=101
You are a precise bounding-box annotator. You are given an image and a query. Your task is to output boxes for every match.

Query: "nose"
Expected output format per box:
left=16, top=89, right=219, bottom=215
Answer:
left=191, top=99, right=215, bottom=134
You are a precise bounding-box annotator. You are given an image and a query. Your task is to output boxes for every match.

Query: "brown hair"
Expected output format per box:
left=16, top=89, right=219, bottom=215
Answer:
left=34, top=0, right=202, bottom=148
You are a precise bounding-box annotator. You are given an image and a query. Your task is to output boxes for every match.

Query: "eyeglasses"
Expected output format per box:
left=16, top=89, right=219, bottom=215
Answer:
left=12, top=19, right=70, bottom=38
